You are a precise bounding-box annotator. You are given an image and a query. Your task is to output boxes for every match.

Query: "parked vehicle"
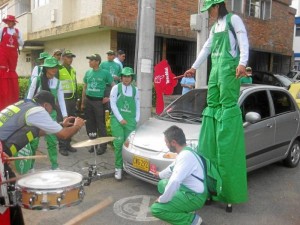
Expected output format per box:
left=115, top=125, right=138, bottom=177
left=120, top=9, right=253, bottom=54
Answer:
left=123, top=85, right=300, bottom=184
left=289, top=83, right=300, bottom=108
left=252, top=71, right=292, bottom=89
left=286, top=70, right=300, bottom=81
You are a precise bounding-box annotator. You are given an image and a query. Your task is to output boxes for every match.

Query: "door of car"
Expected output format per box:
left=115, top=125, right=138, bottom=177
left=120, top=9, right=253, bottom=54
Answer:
left=241, top=90, right=275, bottom=170
left=269, top=90, right=299, bottom=158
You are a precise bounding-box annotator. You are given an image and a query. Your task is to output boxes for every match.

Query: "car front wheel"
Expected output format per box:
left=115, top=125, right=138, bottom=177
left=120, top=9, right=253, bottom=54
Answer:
left=283, top=140, right=300, bottom=168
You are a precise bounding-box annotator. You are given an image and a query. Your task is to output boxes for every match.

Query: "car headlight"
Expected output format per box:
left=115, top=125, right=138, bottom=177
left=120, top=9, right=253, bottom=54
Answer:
left=124, top=131, right=136, bottom=148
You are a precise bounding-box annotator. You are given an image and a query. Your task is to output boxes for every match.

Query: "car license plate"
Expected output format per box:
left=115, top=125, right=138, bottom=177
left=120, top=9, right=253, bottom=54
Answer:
left=132, top=156, right=150, bottom=172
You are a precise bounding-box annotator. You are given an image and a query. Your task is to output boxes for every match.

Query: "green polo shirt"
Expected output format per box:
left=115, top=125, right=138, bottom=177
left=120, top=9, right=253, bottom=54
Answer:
left=100, top=61, right=122, bottom=83
left=83, top=68, right=113, bottom=98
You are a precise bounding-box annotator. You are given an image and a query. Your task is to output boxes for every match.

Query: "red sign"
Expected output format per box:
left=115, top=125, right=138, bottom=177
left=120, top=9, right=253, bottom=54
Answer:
left=154, top=60, right=177, bottom=115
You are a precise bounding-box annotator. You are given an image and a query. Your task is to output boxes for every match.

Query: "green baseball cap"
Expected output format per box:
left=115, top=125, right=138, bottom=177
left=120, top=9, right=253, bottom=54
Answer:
left=86, top=54, right=101, bottom=61
left=200, top=0, right=224, bottom=12
left=62, top=50, right=76, bottom=57
left=106, top=50, right=115, bottom=55
left=38, top=52, right=50, bottom=60
left=40, top=57, right=59, bottom=68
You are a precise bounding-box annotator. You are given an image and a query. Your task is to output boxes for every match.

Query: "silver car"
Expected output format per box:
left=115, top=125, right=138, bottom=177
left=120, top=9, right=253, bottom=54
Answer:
left=122, top=85, right=300, bottom=184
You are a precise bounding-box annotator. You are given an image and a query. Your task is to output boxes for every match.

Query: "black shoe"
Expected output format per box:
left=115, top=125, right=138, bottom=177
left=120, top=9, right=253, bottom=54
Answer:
left=59, top=149, right=69, bottom=156
left=96, top=147, right=106, bottom=155
left=68, top=146, right=77, bottom=152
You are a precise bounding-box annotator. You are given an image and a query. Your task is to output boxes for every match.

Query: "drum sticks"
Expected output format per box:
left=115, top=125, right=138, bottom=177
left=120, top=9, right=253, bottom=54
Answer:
left=63, top=197, right=113, bottom=225
left=5, top=155, right=47, bottom=161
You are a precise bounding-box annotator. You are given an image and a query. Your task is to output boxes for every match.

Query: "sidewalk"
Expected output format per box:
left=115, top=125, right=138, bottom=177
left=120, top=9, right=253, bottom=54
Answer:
left=31, top=126, right=115, bottom=180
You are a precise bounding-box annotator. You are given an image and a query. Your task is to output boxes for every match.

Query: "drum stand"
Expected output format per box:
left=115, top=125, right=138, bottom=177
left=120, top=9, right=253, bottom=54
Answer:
left=82, top=145, right=102, bottom=186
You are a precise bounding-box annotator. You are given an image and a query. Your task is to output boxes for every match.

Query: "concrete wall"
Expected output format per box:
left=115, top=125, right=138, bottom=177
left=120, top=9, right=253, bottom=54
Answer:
left=17, top=30, right=111, bottom=82
left=29, top=0, right=102, bottom=33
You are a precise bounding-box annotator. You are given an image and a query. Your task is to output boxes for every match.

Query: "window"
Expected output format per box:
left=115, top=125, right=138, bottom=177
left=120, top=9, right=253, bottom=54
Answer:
left=16, top=0, right=31, bottom=16
left=246, top=0, right=272, bottom=20
left=0, top=5, right=7, bottom=20
left=241, top=91, right=270, bottom=121
left=232, top=0, right=243, bottom=13
left=34, top=0, right=49, bottom=9
left=296, top=24, right=300, bottom=36
left=270, top=91, right=295, bottom=115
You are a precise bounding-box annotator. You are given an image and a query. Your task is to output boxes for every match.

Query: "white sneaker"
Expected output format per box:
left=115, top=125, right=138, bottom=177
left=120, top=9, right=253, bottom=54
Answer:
left=115, top=168, right=122, bottom=180
left=192, top=214, right=202, bottom=225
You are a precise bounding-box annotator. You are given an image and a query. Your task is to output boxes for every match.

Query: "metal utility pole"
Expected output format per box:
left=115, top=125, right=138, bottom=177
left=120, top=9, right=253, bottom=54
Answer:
left=135, top=0, right=156, bottom=124
left=195, top=0, right=209, bottom=88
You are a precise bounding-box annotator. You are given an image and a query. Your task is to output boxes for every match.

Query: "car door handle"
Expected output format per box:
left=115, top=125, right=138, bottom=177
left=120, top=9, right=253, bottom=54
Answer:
left=294, top=117, right=299, bottom=121
left=266, top=123, right=273, bottom=128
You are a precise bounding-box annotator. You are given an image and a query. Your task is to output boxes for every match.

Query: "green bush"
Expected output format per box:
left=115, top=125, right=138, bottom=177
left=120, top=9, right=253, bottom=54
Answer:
left=18, top=76, right=30, bottom=99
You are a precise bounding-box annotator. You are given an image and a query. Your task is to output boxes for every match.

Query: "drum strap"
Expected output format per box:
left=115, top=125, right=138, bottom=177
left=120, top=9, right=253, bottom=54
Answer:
left=0, top=142, right=10, bottom=210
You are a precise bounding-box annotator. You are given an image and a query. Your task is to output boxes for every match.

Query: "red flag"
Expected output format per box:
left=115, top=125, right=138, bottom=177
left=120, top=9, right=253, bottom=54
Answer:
left=154, top=60, right=177, bottom=115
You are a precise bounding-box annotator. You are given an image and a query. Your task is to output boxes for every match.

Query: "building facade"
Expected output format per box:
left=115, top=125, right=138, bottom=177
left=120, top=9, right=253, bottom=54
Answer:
left=292, top=0, right=300, bottom=70
left=0, top=0, right=296, bottom=85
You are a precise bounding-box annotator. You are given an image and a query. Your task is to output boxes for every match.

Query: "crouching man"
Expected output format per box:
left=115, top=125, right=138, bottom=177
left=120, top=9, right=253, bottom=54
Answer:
left=151, top=125, right=207, bottom=225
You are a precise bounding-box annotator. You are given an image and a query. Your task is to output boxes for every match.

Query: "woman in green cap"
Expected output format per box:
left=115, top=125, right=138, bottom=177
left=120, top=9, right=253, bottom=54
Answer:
left=110, top=67, right=140, bottom=180
left=27, top=56, right=67, bottom=170
left=184, top=0, right=249, bottom=211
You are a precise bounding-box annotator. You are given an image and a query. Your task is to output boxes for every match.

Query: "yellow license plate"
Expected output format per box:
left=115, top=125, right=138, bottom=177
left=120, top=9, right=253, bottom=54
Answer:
left=132, top=156, right=150, bottom=172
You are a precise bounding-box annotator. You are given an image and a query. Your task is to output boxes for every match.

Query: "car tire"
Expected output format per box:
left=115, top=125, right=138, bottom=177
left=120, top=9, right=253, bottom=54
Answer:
left=283, top=140, right=300, bottom=168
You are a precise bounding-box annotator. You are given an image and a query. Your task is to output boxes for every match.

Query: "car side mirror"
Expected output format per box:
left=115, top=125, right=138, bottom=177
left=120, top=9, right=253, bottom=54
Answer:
left=243, top=112, right=261, bottom=128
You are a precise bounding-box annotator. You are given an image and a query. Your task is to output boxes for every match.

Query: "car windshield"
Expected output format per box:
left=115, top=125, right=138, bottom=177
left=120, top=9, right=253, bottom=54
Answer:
left=159, top=89, right=208, bottom=123
left=274, top=75, right=293, bottom=87
left=286, top=71, right=298, bottom=78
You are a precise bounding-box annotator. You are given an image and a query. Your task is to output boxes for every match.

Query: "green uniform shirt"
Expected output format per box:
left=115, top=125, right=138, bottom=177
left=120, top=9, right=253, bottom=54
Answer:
left=240, top=76, right=252, bottom=84
left=100, top=61, right=122, bottom=83
left=83, top=68, right=113, bottom=98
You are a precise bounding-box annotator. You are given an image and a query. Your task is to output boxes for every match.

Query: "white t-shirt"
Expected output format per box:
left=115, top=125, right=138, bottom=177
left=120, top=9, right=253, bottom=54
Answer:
left=192, top=14, right=249, bottom=68
left=113, top=58, right=123, bottom=69
left=27, top=76, right=67, bottom=117
left=158, top=149, right=205, bottom=203
left=26, top=106, right=62, bottom=134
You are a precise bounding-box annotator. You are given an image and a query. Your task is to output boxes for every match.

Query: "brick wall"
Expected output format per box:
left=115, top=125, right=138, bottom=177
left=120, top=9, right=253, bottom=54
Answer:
left=101, top=0, right=295, bottom=56
left=243, top=0, right=295, bottom=56
left=101, top=0, right=198, bottom=39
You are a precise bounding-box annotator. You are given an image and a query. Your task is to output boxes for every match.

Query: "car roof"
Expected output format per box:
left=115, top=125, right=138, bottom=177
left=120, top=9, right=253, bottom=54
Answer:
left=190, top=84, right=287, bottom=93
left=240, top=83, right=287, bottom=92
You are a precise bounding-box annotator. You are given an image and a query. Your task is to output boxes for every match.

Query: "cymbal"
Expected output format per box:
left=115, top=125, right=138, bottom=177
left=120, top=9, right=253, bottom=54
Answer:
left=72, top=137, right=115, bottom=148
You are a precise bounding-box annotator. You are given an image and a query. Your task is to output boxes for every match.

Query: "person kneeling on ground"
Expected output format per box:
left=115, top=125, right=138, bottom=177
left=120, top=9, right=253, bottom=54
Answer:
left=151, top=125, right=208, bottom=225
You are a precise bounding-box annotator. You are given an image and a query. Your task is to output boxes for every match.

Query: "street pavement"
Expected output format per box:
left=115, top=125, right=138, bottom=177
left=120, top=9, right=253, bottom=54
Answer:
left=12, top=125, right=300, bottom=225
left=28, top=126, right=116, bottom=179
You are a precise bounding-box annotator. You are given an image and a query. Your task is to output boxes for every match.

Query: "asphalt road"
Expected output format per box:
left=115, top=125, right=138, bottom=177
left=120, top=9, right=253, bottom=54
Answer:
left=22, top=162, right=300, bottom=225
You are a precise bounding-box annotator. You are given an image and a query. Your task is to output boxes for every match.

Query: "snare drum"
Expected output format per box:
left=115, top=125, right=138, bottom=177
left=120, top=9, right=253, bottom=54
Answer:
left=16, top=170, right=84, bottom=210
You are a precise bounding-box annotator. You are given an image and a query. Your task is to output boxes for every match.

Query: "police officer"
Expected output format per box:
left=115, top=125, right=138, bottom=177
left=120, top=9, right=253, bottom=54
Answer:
left=0, top=90, right=85, bottom=225
left=57, top=50, right=78, bottom=156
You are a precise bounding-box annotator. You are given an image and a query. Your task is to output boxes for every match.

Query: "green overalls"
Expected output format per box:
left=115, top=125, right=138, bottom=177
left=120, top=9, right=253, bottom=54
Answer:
left=111, top=83, right=136, bottom=169
left=151, top=147, right=208, bottom=225
left=198, top=14, right=248, bottom=204
left=30, top=77, right=60, bottom=170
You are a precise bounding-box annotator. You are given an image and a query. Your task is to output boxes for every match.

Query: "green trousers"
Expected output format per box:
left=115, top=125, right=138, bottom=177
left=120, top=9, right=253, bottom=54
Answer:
left=30, top=110, right=58, bottom=169
left=111, top=116, right=136, bottom=169
left=151, top=179, right=207, bottom=225
left=199, top=62, right=248, bottom=204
